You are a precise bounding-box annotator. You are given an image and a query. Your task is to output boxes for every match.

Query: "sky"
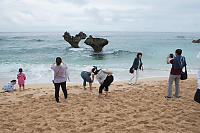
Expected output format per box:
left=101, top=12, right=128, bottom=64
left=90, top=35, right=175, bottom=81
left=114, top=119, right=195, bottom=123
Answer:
left=0, top=0, right=200, bottom=32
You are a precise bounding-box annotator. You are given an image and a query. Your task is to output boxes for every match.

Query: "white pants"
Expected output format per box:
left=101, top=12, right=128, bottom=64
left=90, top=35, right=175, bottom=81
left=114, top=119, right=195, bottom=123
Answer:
left=129, top=70, right=139, bottom=84
left=198, top=69, right=200, bottom=89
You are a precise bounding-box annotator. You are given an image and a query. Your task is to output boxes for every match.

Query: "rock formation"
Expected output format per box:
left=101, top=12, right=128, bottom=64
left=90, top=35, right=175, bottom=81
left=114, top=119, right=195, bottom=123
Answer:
left=84, top=35, right=108, bottom=52
left=192, top=39, right=200, bottom=43
left=63, top=31, right=87, bottom=48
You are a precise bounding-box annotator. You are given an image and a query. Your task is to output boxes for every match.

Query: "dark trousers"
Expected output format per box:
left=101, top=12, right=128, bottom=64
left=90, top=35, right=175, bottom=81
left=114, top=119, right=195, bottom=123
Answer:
left=54, top=81, right=67, bottom=102
left=99, top=75, right=114, bottom=94
left=194, top=89, right=200, bottom=104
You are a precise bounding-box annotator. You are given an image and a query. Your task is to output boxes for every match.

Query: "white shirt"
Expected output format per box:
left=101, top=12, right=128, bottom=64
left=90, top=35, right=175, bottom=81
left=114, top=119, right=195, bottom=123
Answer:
left=96, top=70, right=108, bottom=84
left=138, top=60, right=141, bottom=68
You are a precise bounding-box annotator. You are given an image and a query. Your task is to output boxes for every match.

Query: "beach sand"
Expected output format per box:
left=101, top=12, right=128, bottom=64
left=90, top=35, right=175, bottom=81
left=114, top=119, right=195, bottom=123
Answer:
left=0, top=75, right=200, bottom=133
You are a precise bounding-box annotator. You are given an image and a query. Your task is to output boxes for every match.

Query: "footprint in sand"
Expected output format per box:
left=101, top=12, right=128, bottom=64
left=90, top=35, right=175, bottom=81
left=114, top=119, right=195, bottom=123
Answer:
left=80, top=127, right=93, bottom=132
left=24, top=94, right=34, bottom=98
left=161, top=120, right=173, bottom=124
left=137, top=120, right=149, bottom=124
left=116, top=84, right=123, bottom=87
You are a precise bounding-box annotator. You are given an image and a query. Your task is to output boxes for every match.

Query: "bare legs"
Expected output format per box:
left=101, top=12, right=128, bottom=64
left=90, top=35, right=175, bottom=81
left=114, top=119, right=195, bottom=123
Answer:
left=19, top=84, right=25, bottom=91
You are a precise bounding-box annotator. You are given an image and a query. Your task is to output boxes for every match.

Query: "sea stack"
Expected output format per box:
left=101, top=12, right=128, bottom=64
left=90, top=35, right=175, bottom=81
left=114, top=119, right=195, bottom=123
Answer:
left=63, top=31, right=87, bottom=48
left=192, top=39, right=200, bottom=43
left=84, top=35, right=108, bottom=52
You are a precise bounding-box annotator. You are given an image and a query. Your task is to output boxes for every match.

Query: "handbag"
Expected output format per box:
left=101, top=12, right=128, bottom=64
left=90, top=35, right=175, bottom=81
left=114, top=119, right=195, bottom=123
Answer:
left=129, top=66, right=134, bottom=74
left=180, top=66, right=187, bottom=80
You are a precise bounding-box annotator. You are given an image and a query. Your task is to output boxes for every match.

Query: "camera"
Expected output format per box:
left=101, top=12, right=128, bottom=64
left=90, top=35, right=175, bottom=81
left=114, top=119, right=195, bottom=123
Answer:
left=169, top=54, right=174, bottom=58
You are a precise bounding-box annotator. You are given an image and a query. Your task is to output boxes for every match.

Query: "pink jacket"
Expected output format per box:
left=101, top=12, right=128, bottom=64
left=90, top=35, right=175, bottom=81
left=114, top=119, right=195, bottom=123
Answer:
left=17, top=73, right=26, bottom=85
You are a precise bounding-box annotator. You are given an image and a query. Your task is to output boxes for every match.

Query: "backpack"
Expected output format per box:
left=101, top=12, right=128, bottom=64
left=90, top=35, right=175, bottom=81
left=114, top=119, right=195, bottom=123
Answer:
left=179, top=56, right=186, bottom=69
left=179, top=56, right=187, bottom=80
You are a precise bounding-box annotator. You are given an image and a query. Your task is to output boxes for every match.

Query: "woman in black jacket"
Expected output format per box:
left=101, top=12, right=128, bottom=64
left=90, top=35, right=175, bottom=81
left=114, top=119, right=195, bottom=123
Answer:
left=129, top=53, right=143, bottom=85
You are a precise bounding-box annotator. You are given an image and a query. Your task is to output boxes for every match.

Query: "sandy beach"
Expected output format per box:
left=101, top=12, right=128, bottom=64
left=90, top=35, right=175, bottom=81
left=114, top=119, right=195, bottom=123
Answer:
left=0, top=75, right=200, bottom=133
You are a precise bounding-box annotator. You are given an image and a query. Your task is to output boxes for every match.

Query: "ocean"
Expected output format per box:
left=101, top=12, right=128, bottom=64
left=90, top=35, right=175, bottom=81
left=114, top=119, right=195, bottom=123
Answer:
left=0, top=31, right=200, bottom=85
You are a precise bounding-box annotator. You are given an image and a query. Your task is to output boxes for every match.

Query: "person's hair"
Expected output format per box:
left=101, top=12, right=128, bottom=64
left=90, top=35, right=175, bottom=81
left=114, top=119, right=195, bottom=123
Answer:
left=56, top=57, right=62, bottom=66
left=19, top=68, right=23, bottom=73
left=93, top=69, right=100, bottom=75
left=11, top=80, right=16, bottom=83
left=92, top=66, right=98, bottom=74
left=137, top=53, right=142, bottom=58
left=175, top=49, right=182, bottom=55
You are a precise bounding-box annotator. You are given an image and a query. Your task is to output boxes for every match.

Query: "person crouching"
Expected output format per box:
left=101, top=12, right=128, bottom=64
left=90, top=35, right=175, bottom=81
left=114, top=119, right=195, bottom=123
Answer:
left=93, top=68, right=114, bottom=98
left=2, top=80, right=17, bottom=92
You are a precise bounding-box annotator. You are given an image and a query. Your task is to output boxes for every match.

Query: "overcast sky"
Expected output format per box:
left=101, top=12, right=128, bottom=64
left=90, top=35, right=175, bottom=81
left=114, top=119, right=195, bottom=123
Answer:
left=0, top=0, right=200, bottom=32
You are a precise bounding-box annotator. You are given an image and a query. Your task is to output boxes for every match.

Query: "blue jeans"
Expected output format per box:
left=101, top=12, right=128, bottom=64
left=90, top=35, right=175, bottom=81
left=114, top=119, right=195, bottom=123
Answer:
left=81, top=71, right=92, bottom=86
left=168, top=74, right=181, bottom=97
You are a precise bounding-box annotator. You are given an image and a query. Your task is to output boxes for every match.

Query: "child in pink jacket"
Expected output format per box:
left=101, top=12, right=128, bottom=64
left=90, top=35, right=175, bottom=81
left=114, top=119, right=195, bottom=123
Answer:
left=17, top=68, right=26, bottom=91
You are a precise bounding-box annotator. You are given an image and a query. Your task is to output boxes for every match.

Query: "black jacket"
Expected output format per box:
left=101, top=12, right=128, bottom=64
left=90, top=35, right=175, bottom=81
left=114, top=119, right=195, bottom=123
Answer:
left=130, top=58, right=143, bottom=73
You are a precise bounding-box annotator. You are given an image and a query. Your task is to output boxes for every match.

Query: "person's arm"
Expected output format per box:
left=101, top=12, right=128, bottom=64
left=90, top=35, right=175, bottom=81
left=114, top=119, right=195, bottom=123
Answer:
left=91, top=73, right=94, bottom=83
left=102, top=69, right=112, bottom=75
left=167, top=55, right=171, bottom=64
left=51, top=61, right=56, bottom=69
left=141, top=66, right=144, bottom=71
left=24, top=74, right=26, bottom=80
left=62, top=60, right=66, bottom=65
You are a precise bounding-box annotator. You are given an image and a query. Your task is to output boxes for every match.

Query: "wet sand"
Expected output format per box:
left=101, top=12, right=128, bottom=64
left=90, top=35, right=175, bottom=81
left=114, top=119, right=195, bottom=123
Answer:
left=0, top=75, right=200, bottom=133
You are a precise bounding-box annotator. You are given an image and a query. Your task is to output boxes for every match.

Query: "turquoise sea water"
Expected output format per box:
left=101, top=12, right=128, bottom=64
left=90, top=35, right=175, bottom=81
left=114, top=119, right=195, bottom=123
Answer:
left=0, top=32, right=200, bottom=84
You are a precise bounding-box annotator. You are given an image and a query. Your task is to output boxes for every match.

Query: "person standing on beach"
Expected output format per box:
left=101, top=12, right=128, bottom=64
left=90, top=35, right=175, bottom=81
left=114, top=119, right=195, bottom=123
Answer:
left=2, top=80, right=17, bottom=92
left=81, top=66, right=96, bottom=90
left=166, top=49, right=186, bottom=98
left=51, top=57, right=68, bottom=103
left=93, top=68, right=114, bottom=97
left=17, top=68, right=26, bottom=91
left=129, top=53, right=143, bottom=85
left=194, top=52, right=200, bottom=103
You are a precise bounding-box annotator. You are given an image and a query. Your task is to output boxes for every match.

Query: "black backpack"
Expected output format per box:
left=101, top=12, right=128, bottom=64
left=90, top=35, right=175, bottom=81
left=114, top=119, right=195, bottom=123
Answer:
left=180, top=66, right=187, bottom=80
left=179, top=56, right=187, bottom=80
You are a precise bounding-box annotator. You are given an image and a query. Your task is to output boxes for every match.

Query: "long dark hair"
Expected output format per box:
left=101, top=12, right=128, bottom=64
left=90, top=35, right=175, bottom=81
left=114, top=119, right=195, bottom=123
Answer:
left=56, top=57, right=62, bottom=66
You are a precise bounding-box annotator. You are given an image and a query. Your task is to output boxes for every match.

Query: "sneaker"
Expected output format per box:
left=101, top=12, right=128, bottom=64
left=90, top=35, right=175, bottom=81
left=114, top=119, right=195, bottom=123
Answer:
left=165, top=96, right=172, bottom=99
left=128, top=81, right=132, bottom=85
left=173, top=95, right=181, bottom=98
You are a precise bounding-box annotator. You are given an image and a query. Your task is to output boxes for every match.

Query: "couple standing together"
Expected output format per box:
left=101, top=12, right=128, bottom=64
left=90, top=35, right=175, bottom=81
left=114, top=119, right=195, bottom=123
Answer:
left=51, top=57, right=114, bottom=103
